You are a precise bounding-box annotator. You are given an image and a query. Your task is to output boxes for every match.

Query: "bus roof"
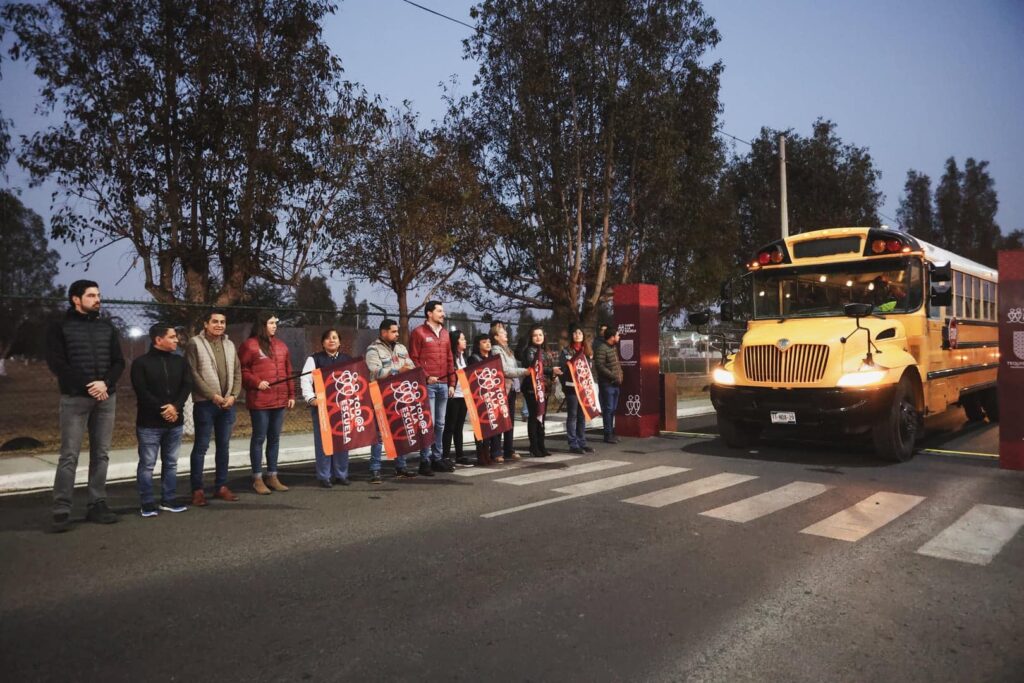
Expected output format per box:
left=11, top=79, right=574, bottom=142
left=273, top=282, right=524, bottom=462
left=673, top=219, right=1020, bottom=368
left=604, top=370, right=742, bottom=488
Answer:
left=769, top=227, right=998, bottom=282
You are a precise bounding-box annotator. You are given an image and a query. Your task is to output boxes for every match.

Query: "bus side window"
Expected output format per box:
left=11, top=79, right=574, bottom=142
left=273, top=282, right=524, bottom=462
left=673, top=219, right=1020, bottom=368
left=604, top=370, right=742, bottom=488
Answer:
left=907, top=261, right=923, bottom=311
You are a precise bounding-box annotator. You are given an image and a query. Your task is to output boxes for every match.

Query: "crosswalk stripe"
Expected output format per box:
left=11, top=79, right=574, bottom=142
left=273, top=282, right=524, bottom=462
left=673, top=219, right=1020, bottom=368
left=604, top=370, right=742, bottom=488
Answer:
left=622, top=472, right=758, bottom=508
left=453, top=453, right=580, bottom=477
left=552, top=466, right=689, bottom=496
left=496, top=460, right=630, bottom=486
left=482, top=466, right=689, bottom=519
left=800, top=492, right=925, bottom=542
left=916, top=504, right=1024, bottom=565
left=700, top=481, right=831, bottom=522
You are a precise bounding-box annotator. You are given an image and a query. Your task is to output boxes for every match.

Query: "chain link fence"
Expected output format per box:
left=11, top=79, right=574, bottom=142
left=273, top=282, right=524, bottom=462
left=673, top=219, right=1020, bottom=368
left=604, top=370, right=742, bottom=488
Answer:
left=0, top=295, right=725, bottom=454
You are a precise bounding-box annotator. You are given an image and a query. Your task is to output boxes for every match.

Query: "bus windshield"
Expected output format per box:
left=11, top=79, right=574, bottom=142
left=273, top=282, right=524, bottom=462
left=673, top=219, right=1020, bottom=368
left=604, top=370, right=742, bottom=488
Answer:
left=752, top=257, right=923, bottom=319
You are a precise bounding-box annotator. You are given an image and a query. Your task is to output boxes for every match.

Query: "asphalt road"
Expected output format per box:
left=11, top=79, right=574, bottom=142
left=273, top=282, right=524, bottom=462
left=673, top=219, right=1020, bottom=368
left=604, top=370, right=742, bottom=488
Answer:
left=1, top=414, right=1021, bottom=682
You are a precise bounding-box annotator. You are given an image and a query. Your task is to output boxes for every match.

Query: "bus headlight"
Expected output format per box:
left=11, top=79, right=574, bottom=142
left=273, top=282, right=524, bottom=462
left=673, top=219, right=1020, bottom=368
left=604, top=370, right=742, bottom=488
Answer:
left=836, top=368, right=887, bottom=387
left=712, top=366, right=736, bottom=385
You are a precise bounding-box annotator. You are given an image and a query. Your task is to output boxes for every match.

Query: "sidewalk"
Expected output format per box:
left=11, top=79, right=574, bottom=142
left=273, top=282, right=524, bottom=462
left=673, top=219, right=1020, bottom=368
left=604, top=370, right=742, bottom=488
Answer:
left=0, top=398, right=714, bottom=495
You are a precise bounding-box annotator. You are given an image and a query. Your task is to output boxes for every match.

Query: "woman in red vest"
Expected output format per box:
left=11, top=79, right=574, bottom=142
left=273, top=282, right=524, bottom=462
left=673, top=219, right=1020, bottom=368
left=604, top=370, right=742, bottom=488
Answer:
left=239, top=312, right=295, bottom=494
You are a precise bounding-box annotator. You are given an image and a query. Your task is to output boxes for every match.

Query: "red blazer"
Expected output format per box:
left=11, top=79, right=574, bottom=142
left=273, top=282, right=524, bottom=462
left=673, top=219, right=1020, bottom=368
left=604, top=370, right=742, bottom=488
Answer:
left=238, top=336, right=295, bottom=410
left=408, top=323, right=456, bottom=387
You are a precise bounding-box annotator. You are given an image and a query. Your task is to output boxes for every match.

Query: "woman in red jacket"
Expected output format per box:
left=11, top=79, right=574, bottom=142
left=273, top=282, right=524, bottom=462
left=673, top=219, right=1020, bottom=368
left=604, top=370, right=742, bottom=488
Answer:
left=238, top=312, right=295, bottom=494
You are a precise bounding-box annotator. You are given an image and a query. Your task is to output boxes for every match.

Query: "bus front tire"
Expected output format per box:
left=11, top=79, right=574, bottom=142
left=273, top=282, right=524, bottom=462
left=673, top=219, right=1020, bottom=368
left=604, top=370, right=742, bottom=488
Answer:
left=962, top=394, right=986, bottom=422
left=872, top=376, right=920, bottom=462
left=981, top=389, right=999, bottom=422
left=718, top=415, right=761, bottom=449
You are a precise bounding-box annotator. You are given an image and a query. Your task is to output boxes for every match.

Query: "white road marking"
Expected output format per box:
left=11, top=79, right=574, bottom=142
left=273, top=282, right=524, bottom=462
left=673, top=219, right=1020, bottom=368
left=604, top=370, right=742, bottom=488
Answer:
left=453, top=454, right=579, bottom=477
left=916, top=504, right=1024, bottom=565
left=482, top=466, right=688, bottom=518
left=800, top=492, right=925, bottom=542
left=552, top=466, right=689, bottom=496
left=623, top=472, right=758, bottom=508
left=700, top=481, right=831, bottom=522
left=496, top=460, right=629, bottom=486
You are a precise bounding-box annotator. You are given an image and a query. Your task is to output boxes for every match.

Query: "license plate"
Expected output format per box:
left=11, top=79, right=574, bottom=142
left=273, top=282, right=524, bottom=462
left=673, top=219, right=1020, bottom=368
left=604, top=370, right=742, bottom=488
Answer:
left=770, top=411, right=796, bottom=424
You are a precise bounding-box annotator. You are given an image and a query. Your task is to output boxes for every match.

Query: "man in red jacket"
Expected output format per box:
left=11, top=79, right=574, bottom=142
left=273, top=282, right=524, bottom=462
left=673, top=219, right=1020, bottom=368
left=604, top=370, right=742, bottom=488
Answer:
left=408, top=301, right=456, bottom=475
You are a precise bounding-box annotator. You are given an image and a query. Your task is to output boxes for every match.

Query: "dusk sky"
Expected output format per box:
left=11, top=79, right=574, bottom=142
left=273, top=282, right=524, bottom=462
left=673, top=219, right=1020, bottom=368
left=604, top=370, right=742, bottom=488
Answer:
left=3, top=0, right=1022, bottom=301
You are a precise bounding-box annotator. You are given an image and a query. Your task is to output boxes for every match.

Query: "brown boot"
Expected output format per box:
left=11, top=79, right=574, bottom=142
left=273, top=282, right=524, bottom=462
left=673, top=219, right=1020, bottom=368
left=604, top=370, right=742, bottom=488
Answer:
left=266, top=474, right=289, bottom=492
left=214, top=485, right=239, bottom=502
left=191, top=489, right=208, bottom=507
left=252, top=476, right=272, bottom=495
left=476, top=441, right=492, bottom=467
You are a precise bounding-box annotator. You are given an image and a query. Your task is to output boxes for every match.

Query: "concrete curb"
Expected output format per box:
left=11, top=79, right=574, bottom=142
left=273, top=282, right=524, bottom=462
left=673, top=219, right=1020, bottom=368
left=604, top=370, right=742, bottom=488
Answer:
left=0, top=400, right=715, bottom=496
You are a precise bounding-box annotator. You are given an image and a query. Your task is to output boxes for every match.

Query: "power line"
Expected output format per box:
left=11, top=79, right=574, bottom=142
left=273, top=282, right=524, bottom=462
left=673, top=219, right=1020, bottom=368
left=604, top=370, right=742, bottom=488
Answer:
left=398, top=0, right=480, bottom=34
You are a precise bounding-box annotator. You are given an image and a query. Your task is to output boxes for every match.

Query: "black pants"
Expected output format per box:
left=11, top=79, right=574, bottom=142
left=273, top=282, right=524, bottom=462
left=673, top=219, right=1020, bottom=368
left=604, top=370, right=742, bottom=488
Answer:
left=501, top=389, right=518, bottom=457
left=442, top=396, right=467, bottom=459
left=523, top=391, right=546, bottom=453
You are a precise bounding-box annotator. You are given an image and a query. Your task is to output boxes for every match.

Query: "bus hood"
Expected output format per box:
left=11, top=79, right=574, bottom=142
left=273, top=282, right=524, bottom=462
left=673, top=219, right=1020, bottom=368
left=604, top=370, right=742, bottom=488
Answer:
left=743, top=317, right=909, bottom=368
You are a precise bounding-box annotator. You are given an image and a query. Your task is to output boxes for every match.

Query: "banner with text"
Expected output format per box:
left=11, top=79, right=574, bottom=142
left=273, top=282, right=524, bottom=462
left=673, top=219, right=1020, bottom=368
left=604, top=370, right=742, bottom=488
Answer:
left=313, top=357, right=378, bottom=455
left=457, top=355, right=512, bottom=441
left=528, top=356, right=547, bottom=422
left=369, top=367, right=434, bottom=459
left=566, top=352, right=601, bottom=421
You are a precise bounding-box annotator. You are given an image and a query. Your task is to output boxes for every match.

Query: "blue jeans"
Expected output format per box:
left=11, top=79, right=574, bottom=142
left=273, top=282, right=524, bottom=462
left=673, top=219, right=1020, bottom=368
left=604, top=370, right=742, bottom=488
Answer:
left=137, top=425, right=183, bottom=505
left=599, top=385, right=620, bottom=440
left=249, top=408, right=285, bottom=474
left=422, top=383, right=449, bottom=461
left=310, top=407, right=349, bottom=481
left=565, top=390, right=588, bottom=449
left=190, top=401, right=236, bottom=491
left=369, top=433, right=406, bottom=473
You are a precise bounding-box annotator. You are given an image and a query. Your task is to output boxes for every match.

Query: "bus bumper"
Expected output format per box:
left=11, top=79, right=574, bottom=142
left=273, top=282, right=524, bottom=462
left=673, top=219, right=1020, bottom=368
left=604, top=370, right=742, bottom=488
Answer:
left=709, top=384, right=897, bottom=432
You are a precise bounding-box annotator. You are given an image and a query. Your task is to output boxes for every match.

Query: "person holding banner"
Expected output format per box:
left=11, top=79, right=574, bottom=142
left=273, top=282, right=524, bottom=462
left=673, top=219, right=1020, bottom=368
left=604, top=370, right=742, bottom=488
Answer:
left=365, top=319, right=417, bottom=483
left=300, top=329, right=352, bottom=488
left=442, top=330, right=471, bottom=466
left=239, top=312, right=295, bottom=495
left=516, top=325, right=562, bottom=457
left=559, top=324, right=595, bottom=455
left=490, top=321, right=528, bottom=461
left=408, top=301, right=457, bottom=475
left=467, top=334, right=502, bottom=466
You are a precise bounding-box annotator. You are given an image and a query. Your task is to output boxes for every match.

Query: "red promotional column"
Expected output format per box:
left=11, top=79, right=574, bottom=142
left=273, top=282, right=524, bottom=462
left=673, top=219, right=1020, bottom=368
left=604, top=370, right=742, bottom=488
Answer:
left=998, top=251, right=1024, bottom=470
left=614, top=283, right=660, bottom=437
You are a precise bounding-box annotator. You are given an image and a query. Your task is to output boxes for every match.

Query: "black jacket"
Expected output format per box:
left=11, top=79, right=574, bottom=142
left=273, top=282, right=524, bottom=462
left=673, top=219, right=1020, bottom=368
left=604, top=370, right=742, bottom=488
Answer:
left=517, top=345, right=555, bottom=395
left=46, top=309, right=125, bottom=397
left=131, top=347, right=192, bottom=428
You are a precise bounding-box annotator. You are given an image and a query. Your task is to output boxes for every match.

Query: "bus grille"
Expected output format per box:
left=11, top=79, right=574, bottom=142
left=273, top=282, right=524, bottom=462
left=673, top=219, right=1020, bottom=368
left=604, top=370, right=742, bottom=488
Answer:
left=743, top=344, right=830, bottom=383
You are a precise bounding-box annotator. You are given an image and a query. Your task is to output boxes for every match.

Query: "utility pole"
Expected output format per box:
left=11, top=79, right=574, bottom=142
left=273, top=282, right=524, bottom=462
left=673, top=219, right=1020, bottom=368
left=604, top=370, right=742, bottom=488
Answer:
left=779, top=134, right=789, bottom=239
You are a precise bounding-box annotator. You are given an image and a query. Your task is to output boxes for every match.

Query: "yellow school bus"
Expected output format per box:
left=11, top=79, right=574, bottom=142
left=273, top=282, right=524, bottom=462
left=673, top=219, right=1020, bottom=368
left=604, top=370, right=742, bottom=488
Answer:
left=708, top=226, right=999, bottom=461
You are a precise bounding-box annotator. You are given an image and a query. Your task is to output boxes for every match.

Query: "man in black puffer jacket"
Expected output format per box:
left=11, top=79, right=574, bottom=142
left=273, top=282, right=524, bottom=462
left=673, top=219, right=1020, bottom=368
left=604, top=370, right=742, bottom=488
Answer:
left=45, top=280, right=125, bottom=531
left=131, top=324, right=192, bottom=517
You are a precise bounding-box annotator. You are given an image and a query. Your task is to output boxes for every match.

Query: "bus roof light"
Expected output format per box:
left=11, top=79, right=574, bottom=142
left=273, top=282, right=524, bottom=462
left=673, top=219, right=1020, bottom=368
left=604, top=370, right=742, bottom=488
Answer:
left=871, top=239, right=887, bottom=254
left=886, top=239, right=902, bottom=253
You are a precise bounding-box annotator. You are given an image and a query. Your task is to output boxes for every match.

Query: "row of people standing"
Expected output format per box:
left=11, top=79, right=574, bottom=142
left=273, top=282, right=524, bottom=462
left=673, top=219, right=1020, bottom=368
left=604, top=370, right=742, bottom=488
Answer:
left=439, top=320, right=625, bottom=464
left=45, top=279, right=623, bottom=529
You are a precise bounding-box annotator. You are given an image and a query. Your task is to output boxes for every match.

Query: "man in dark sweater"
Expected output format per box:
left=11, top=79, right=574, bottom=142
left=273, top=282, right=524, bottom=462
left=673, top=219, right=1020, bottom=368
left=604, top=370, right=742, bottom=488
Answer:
left=131, top=324, right=192, bottom=517
left=45, top=280, right=125, bottom=532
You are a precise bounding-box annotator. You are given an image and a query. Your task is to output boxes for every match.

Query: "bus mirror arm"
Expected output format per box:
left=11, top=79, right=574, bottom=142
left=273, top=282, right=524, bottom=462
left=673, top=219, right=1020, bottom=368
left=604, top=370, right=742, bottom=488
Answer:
left=840, top=303, right=881, bottom=363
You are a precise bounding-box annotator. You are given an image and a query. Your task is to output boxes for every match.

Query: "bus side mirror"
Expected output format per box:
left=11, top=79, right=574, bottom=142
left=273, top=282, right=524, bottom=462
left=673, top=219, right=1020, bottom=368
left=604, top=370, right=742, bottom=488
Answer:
left=844, top=303, right=873, bottom=318
left=719, top=302, right=734, bottom=322
left=930, top=261, right=952, bottom=282
left=930, top=282, right=952, bottom=307
left=688, top=311, right=711, bottom=327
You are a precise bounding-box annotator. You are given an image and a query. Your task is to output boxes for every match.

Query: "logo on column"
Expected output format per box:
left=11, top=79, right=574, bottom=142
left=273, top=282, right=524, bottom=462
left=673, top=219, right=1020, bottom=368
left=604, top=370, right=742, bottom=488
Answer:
left=1008, top=307, right=1024, bottom=323
left=1014, top=331, right=1024, bottom=361
left=625, top=394, right=641, bottom=417
left=619, top=339, right=634, bottom=361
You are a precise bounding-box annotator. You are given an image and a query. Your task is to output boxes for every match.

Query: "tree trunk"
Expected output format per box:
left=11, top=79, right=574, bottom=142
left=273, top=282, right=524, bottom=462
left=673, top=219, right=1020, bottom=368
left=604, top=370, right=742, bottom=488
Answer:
left=397, top=291, right=410, bottom=347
